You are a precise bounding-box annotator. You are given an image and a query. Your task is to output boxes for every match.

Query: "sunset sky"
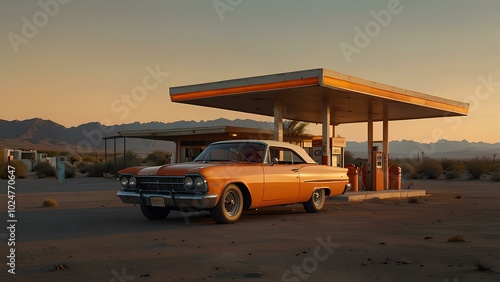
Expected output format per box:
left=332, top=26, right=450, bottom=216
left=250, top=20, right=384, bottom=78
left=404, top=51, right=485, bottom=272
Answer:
left=2, top=0, right=500, bottom=143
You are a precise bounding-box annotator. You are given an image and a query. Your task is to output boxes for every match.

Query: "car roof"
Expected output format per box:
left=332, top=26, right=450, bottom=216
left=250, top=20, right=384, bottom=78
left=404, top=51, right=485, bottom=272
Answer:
left=210, top=140, right=316, bottom=164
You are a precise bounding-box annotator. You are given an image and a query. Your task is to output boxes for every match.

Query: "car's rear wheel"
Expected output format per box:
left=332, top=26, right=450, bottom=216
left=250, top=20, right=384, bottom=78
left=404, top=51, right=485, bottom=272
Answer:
left=140, top=205, right=171, bottom=220
left=210, top=184, right=243, bottom=224
left=303, top=189, right=325, bottom=213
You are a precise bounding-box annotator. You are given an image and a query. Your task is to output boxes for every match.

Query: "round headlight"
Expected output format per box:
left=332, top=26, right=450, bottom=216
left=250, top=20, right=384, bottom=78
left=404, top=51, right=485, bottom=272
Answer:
left=194, top=177, right=207, bottom=192
left=184, top=176, right=193, bottom=190
left=128, top=176, right=137, bottom=189
left=120, top=176, right=129, bottom=189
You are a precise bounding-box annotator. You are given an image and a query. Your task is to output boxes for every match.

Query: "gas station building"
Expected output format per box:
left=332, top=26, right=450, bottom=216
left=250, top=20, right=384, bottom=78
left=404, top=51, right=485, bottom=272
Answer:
left=107, top=68, right=469, bottom=192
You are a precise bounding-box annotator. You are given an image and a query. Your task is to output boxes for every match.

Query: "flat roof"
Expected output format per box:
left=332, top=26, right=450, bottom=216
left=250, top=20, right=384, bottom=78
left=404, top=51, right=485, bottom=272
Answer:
left=107, top=126, right=314, bottom=142
left=170, top=68, right=469, bottom=124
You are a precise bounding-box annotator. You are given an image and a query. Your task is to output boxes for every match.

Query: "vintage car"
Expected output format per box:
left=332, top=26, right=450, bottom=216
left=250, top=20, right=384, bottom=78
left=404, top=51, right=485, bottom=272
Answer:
left=117, top=140, right=351, bottom=224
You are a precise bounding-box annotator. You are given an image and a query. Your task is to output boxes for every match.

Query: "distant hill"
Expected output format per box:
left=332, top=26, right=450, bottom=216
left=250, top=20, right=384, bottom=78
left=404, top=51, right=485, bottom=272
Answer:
left=0, top=118, right=498, bottom=159
left=346, top=139, right=500, bottom=159
left=0, top=118, right=273, bottom=155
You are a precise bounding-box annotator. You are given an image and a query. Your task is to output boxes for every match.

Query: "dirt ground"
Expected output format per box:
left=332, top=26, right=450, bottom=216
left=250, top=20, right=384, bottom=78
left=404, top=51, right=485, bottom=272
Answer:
left=1, top=178, right=499, bottom=281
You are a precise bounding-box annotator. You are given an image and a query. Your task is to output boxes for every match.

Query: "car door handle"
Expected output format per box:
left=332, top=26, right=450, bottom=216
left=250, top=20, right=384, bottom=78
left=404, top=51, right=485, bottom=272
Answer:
left=291, top=169, right=299, bottom=173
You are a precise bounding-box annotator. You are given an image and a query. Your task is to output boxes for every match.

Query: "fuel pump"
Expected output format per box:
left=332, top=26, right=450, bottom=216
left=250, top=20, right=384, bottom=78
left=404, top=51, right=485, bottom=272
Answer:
left=371, top=146, right=384, bottom=191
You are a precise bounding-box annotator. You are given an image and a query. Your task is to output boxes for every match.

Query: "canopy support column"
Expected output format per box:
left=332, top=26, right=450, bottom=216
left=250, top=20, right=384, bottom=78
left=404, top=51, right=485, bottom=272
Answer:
left=383, top=104, right=389, bottom=190
left=322, top=98, right=331, bottom=166
left=367, top=104, right=374, bottom=190
left=273, top=99, right=283, bottom=142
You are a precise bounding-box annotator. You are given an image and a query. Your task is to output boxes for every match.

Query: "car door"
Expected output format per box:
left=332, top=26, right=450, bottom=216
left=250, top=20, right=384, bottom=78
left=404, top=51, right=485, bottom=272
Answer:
left=262, top=147, right=301, bottom=203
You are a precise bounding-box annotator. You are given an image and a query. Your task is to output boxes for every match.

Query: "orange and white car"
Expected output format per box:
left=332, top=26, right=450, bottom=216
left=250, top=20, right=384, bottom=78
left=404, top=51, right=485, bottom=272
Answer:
left=117, top=140, right=351, bottom=224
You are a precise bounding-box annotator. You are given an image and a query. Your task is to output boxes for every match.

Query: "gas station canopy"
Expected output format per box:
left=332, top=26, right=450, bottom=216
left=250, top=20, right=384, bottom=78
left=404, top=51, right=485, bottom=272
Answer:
left=170, top=68, right=468, bottom=124
left=167, top=68, right=469, bottom=191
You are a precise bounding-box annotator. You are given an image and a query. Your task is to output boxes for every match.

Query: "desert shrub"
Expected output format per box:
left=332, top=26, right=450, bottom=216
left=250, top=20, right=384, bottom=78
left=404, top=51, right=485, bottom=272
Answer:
left=76, top=161, right=93, bottom=173
left=87, top=162, right=114, bottom=177
left=68, top=154, right=82, bottom=164
left=417, top=158, right=443, bottom=179
left=344, top=151, right=355, bottom=166
left=65, top=163, right=75, bottom=178
left=144, top=150, right=172, bottom=166
left=42, top=199, right=58, bottom=207
left=398, top=160, right=418, bottom=179
left=0, top=160, right=27, bottom=179
left=474, top=257, right=492, bottom=271
left=448, top=235, right=465, bottom=242
left=87, top=163, right=106, bottom=177
left=82, top=155, right=97, bottom=163
left=445, top=170, right=462, bottom=180
left=441, top=158, right=465, bottom=172
left=492, top=171, right=500, bottom=182
left=113, top=151, right=142, bottom=172
left=33, top=161, right=56, bottom=178
left=464, top=158, right=494, bottom=179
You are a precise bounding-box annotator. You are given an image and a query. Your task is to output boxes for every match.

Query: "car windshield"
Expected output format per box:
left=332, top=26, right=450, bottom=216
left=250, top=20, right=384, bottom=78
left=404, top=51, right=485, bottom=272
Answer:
left=194, top=142, right=266, bottom=163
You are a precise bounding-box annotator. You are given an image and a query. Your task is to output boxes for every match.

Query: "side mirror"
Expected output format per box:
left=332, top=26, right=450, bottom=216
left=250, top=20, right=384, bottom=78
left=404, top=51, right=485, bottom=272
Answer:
left=271, top=157, right=279, bottom=165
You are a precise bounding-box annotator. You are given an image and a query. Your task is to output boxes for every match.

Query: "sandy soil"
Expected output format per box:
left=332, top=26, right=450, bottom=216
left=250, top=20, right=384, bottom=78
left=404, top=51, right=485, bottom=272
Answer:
left=0, top=178, right=499, bottom=281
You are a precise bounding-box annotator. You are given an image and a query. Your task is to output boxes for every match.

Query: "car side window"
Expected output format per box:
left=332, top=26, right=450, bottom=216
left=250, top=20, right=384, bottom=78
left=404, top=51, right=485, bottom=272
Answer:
left=268, top=147, right=305, bottom=164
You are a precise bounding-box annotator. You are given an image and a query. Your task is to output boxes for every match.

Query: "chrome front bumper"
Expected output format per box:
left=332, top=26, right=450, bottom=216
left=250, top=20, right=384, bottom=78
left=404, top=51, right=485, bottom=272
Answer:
left=117, top=190, right=218, bottom=210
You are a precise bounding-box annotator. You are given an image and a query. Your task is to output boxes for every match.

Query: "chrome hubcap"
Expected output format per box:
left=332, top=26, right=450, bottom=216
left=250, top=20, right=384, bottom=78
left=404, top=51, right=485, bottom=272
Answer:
left=313, top=190, right=323, bottom=206
left=224, top=190, right=239, bottom=216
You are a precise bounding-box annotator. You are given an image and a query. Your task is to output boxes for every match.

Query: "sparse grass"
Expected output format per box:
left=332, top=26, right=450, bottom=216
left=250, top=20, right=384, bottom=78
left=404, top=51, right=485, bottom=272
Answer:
left=447, top=235, right=465, bottom=242
left=42, top=199, right=58, bottom=208
left=474, top=257, right=492, bottom=271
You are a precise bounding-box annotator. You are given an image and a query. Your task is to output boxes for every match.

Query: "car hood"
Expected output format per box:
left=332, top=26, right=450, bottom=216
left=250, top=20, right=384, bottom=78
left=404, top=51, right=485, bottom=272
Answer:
left=118, top=162, right=225, bottom=176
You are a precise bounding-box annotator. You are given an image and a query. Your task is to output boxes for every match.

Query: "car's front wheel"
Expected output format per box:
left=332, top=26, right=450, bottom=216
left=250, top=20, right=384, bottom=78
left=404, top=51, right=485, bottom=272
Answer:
left=210, top=184, right=243, bottom=224
left=303, top=189, right=325, bottom=213
left=140, top=205, right=171, bottom=220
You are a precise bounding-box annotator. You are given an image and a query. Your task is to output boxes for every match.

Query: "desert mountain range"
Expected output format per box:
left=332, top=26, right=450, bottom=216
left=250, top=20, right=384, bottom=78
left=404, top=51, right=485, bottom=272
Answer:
left=1, top=118, right=498, bottom=159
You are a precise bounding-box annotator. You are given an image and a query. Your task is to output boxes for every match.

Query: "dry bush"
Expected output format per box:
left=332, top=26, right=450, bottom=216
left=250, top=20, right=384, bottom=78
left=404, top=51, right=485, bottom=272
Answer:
left=81, top=155, right=97, bottom=163
left=144, top=150, right=172, bottom=166
left=464, top=158, right=495, bottom=179
left=68, top=154, right=82, bottom=164
left=417, top=158, right=443, bottom=179
left=76, top=161, right=93, bottom=173
left=445, top=170, right=462, bottom=180
left=87, top=162, right=114, bottom=177
left=492, top=171, right=500, bottom=182
left=0, top=160, right=27, bottom=179
left=447, top=235, right=465, bottom=242
left=474, top=257, right=492, bottom=271
left=42, top=199, right=58, bottom=208
left=398, top=160, right=418, bottom=179
left=33, top=161, right=56, bottom=178
left=441, top=158, right=465, bottom=172
left=65, top=163, right=76, bottom=178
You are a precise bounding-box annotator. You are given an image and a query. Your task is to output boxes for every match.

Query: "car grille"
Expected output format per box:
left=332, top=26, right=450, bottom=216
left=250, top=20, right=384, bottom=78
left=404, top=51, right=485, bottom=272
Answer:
left=135, top=176, right=185, bottom=192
